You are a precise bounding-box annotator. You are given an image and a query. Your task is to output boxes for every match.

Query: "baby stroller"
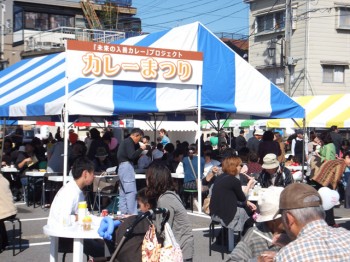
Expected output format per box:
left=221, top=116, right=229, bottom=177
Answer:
left=93, top=208, right=170, bottom=262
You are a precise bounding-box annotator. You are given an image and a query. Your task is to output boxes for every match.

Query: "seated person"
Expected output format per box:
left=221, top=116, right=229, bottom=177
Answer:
left=136, top=187, right=156, bottom=213
left=136, top=146, right=152, bottom=172
left=210, top=156, right=256, bottom=234
left=47, top=157, right=103, bottom=258
left=228, top=187, right=290, bottom=261
left=258, top=154, right=293, bottom=188
left=93, top=147, right=112, bottom=172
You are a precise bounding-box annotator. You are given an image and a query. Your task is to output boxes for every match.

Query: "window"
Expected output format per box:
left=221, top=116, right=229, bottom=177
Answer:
left=256, top=11, right=285, bottom=33
left=24, top=12, right=48, bottom=30
left=23, top=12, right=74, bottom=31
left=14, top=11, right=23, bottom=32
left=258, top=67, right=285, bottom=85
left=338, top=7, right=350, bottom=29
left=323, top=65, right=345, bottom=83
left=49, top=15, right=74, bottom=29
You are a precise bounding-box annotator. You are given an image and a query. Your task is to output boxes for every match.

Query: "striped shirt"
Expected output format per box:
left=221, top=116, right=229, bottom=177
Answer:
left=275, top=219, right=350, bottom=262
left=228, top=224, right=280, bottom=262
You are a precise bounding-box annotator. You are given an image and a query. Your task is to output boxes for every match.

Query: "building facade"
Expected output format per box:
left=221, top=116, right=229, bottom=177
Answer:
left=245, top=0, right=350, bottom=96
left=0, top=0, right=138, bottom=68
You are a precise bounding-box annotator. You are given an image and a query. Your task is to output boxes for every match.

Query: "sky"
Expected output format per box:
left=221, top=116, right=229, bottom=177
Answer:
left=132, top=0, right=249, bottom=38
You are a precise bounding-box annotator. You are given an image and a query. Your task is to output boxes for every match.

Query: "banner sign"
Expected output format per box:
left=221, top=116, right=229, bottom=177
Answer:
left=66, top=40, right=203, bottom=85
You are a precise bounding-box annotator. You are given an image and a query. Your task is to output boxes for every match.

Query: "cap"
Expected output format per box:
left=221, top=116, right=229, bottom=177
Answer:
left=254, top=129, right=264, bottom=136
left=274, top=183, right=322, bottom=218
left=261, top=153, right=279, bottom=169
left=256, top=186, right=284, bottom=223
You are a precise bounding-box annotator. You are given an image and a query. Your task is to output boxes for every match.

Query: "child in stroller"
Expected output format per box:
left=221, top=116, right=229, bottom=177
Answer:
left=92, top=188, right=161, bottom=262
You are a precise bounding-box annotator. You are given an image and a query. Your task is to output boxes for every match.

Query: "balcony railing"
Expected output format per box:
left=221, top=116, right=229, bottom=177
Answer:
left=24, top=27, right=125, bottom=52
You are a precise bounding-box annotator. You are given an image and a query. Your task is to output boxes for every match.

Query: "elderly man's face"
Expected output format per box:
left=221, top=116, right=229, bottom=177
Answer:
left=265, top=167, right=278, bottom=175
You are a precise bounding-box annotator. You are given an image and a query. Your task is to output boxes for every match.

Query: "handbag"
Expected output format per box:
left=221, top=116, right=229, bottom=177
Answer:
left=142, top=223, right=183, bottom=262
left=184, top=158, right=208, bottom=192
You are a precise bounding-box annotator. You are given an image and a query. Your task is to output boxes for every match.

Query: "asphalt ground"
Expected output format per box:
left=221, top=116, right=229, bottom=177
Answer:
left=1, top=200, right=350, bottom=262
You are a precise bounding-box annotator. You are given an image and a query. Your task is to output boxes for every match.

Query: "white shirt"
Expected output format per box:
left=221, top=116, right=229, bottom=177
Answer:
left=48, top=180, right=84, bottom=227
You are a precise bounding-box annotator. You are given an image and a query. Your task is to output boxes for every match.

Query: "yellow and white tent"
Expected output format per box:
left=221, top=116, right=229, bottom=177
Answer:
left=267, top=94, right=350, bottom=128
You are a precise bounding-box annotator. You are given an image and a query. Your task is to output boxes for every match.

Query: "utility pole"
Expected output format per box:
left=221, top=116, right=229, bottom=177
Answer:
left=0, top=1, right=5, bottom=69
left=284, top=0, right=292, bottom=96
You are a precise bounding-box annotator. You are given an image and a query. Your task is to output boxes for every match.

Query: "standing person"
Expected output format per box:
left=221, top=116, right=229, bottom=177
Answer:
left=146, top=164, right=194, bottom=261
left=330, top=125, right=343, bottom=156
left=159, top=128, right=170, bottom=146
left=0, top=173, right=17, bottom=253
left=263, top=183, right=350, bottom=262
left=87, top=128, right=109, bottom=162
left=258, top=130, right=281, bottom=164
left=209, top=132, right=219, bottom=149
left=235, top=130, right=247, bottom=151
left=117, top=128, right=146, bottom=215
left=84, top=131, right=92, bottom=153
left=291, top=130, right=308, bottom=164
left=247, top=128, right=263, bottom=155
left=181, top=144, right=205, bottom=210
left=274, top=132, right=285, bottom=163
left=342, top=151, right=350, bottom=208
left=314, top=131, right=337, bottom=227
left=11, top=125, right=23, bottom=150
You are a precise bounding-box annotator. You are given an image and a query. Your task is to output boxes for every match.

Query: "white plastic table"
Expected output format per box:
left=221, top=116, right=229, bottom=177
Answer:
left=43, top=219, right=102, bottom=262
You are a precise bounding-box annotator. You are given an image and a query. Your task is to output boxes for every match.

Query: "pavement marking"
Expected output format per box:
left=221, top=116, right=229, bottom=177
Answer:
left=192, top=227, right=220, bottom=232
left=8, top=242, right=51, bottom=249
left=22, top=234, right=48, bottom=239
left=17, top=217, right=48, bottom=222
left=335, top=217, right=350, bottom=221
left=15, top=202, right=27, bottom=206
left=187, top=212, right=211, bottom=219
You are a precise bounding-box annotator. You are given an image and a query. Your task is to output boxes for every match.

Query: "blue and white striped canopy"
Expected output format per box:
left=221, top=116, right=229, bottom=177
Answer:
left=0, top=22, right=305, bottom=119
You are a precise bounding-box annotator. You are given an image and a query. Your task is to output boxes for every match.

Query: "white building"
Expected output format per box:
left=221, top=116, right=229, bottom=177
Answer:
left=245, top=0, right=350, bottom=96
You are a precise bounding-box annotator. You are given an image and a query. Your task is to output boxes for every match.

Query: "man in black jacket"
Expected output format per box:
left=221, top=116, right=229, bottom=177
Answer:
left=258, top=154, right=293, bottom=188
left=117, top=128, right=146, bottom=215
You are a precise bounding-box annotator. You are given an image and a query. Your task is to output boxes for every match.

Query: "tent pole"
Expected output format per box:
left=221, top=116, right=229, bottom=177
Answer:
left=302, top=117, right=306, bottom=176
left=197, top=85, right=202, bottom=214
left=0, top=118, right=6, bottom=166
left=153, top=114, right=157, bottom=143
left=63, top=76, right=69, bottom=184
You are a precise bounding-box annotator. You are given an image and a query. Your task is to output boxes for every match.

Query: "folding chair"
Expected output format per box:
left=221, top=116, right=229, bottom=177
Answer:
left=41, top=172, right=63, bottom=209
left=93, top=174, right=119, bottom=214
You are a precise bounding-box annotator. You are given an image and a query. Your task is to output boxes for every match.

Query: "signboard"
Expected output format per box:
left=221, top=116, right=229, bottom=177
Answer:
left=66, top=40, right=203, bottom=85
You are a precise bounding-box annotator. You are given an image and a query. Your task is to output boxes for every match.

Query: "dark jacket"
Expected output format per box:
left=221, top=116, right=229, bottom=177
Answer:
left=258, top=141, right=281, bottom=164
left=257, top=166, right=293, bottom=188
left=209, top=173, right=246, bottom=226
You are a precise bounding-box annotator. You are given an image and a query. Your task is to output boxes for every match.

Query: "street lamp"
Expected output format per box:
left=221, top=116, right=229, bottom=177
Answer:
left=268, top=35, right=284, bottom=67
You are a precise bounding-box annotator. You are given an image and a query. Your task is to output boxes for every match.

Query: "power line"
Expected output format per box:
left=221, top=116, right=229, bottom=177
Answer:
left=153, top=2, right=244, bottom=27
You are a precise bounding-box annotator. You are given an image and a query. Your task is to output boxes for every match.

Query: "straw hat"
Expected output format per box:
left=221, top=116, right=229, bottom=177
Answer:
left=262, top=154, right=280, bottom=169
left=256, top=186, right=284, bottom=223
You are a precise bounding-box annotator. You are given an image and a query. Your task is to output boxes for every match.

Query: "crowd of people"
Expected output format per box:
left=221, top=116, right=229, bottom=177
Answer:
left=2, top=124, right=350, bottom=261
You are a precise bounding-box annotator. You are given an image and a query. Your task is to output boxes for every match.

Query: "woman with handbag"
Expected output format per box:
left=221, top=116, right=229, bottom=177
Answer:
left=179, top=144, right=205, bottom=210
left=146, top=164, right=194, bottom=262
